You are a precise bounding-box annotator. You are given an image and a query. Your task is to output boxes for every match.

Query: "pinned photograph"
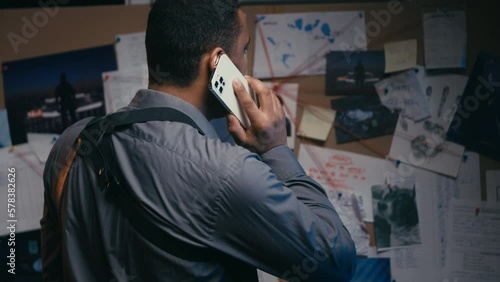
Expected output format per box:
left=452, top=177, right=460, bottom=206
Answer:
left=447, top=52, right=500, bottom=162
left=331, top=95, right=399, bottom=144
left=2, top=45, right=117, bottom=145
left=326, top=51, right=385, bottom=95
left=371, top=184, right=421, bottom=250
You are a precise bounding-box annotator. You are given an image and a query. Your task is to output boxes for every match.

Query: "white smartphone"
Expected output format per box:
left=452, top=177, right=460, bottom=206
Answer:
left=209, top=54, right=257, bottom=128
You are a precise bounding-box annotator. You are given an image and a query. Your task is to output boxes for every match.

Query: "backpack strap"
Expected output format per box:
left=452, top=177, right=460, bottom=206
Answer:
left=74, top=107, right=226, bottom=261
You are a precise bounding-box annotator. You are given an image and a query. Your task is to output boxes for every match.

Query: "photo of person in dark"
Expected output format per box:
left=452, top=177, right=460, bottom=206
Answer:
left=354, top=59, right=366, bottom=87
left=55, top=74, right=77, bottom=128
left=325, top=51, right=385, bottom=95
left=2, top=45, right=117, bottom=145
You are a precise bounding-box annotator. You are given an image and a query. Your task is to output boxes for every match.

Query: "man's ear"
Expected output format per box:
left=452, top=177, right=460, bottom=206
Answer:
left=209, top=47, right=224, bottom=71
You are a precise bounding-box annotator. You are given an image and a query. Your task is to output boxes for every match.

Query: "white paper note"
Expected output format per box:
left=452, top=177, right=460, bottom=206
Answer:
left=369, top=167, right=442, bottom=282
left=432, top=152, right=481, bottom=279
left=253, top=11, right=366, bottom=78
left=298, top=144, right=393, bottom=223
left=486, top=170, right=500, bottom=203
left=115, top=32, right=147, bottom=70
left=257, top=270, right=280, bottom=282
left=444, top=200, right=500, bottom=282
left=423, top=10, right=467, bottom=69
left=27, top=133, right=58, bottom=163
left=390, top=115, right=465, bottom=178
left=102, top=65, right=148, bottom=114
left=297, top=144, right=394, bottom=255
left=0, top=145, right=45, bottom=236
left=375, top=69, right=431, bottom=122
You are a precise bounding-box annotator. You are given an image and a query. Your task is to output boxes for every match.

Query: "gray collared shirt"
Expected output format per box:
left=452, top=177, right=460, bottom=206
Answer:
left=41, top=89, right=356, bottom=282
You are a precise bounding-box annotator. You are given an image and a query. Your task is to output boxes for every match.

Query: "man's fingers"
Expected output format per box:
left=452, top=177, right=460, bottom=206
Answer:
left=273, top=94, right=285, bottom=117
left=233, top=78, right=260, bottom=123
left=245, top=76, right=274, bottom=112
left=226, top=114, right=247, bottom=144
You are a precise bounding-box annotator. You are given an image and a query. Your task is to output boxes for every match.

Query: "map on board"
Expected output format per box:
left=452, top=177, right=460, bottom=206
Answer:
left=253, top=11, right=366, bottom=78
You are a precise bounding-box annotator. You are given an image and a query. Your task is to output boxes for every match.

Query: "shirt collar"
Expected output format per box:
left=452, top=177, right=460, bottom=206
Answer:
left=128, top=89, right=220, bottom=140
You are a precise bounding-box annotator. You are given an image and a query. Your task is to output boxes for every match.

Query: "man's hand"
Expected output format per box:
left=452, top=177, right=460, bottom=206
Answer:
left=227, top=76, right=287, bottom=154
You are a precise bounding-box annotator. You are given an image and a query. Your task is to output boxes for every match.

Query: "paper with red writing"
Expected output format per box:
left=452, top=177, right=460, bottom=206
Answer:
left=298, top=144, right=396, bottom=255
left=298, top=144, right=394, bottom=223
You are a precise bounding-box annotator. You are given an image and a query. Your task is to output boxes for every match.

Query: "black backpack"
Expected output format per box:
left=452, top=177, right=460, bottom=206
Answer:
left=60, top=107, right=226, bottom=261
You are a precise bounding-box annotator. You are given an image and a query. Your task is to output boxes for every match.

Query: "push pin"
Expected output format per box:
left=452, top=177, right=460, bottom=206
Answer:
left=395, top=159, right=401, bottom=167
left=463, top=154, right=468, bottom=162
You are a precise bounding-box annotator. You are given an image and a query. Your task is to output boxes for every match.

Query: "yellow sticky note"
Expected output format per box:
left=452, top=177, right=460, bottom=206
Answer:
left=384, top=39, right=417, bottom=73
left=297, top=105, right=336, bottom=141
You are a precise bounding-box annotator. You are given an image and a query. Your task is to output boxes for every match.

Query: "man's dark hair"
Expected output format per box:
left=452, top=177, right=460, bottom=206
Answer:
left=146, top=0, right=242, bottom=87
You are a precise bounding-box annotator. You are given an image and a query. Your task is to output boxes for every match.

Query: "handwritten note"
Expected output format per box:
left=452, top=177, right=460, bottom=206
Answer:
left=298, top=144, right=397, bottom=255
left=297, top=105, right=335, bottom=141
left=115, top=32, right=147, bottom=70
left=423, top=10, right=467, bottom=69
left=298, top=144, right=394, bottom=222
left=384, top=39, right=417, bottom=73
left=375, top=68, right=431, bottom=122
left=102, top=65, right=148, bottom=114
left=432, top=151, right=480, bottom=270
left=444, top=200, right=500, bottom=282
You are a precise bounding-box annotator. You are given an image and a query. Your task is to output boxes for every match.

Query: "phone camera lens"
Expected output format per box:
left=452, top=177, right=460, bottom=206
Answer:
left=219, top=77, right=223, bottom=83
left=219, top=86, right=223, bottom=93
left=215, top=81, right=219, bottom=88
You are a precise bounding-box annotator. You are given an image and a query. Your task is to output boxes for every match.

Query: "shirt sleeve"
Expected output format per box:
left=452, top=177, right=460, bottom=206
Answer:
left=211, top=146, right=356, bottom=282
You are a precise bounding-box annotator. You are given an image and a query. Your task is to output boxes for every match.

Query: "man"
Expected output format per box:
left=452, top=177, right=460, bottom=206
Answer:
left=354, top=60, right=365, bottom=88
left=55, top=73, right=77, bottom=129
left=40, top=1, right=356, bottom=281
